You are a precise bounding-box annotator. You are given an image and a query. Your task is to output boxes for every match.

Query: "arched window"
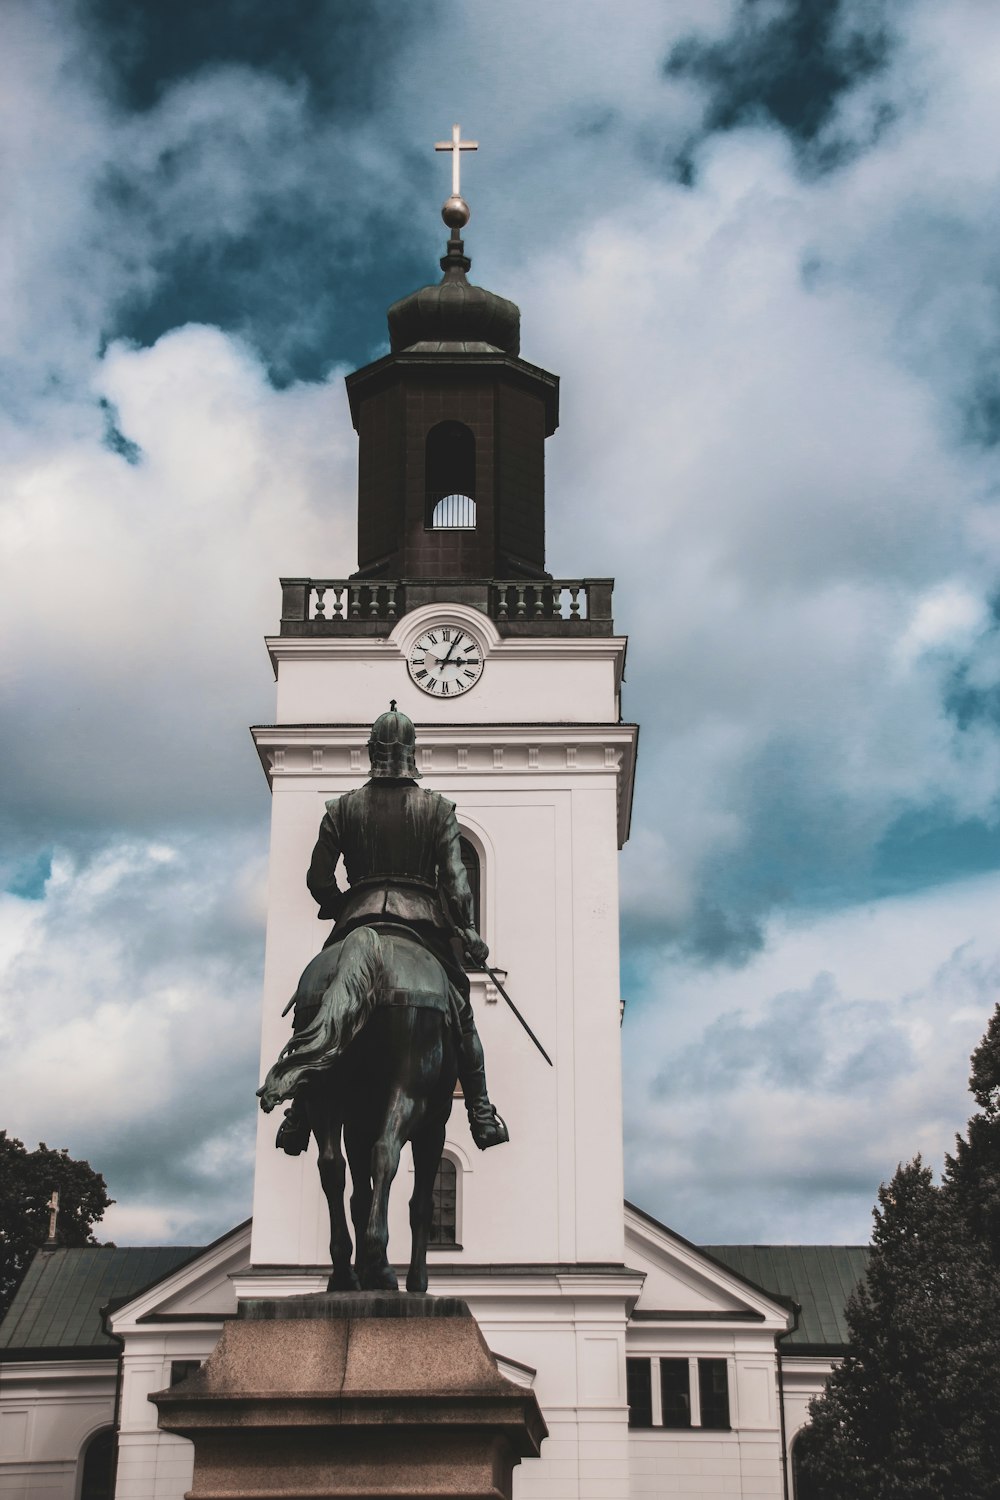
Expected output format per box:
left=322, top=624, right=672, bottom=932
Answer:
left=78, top=1428, right=115, bottom=1500
left=790, top=1427, right=819, bottom=1500
left=459, top=836, right=481, bottom=933
left=429, top=1156, right=458, bottom=1246
left=425, top=421, right=476, bottom=529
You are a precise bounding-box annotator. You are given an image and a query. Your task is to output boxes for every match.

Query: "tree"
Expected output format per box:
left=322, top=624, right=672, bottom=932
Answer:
left=0, top=1133, right=114, bottom=1320
left=945, top=1001, right=1000, bottom=1262
left=796, top=1006, right=1000, bottom=1500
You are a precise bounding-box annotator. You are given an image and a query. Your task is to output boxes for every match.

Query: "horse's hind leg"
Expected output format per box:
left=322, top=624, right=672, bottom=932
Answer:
left=407, top=1120, right=446, bottom=1294
left=361, top=1090, right=422, bottom=1291
left=344, top=1118, right=373, bottom=1289
left=304, top=1085, right=358, bottom=1292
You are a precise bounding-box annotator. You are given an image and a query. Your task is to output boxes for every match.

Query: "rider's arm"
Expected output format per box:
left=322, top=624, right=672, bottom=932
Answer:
left=306, top=809, right=345, bottom=920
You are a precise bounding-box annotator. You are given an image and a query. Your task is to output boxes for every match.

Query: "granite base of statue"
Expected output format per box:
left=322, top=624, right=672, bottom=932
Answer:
left=151, top=1292, right=546, bottom=1500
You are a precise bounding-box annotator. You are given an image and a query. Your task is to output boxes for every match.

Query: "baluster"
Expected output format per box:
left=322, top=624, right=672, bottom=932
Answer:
left=313, top=586, right=326, bottom=619
left=386, top=585, right=398, bottom=621
left=369, top=587, right=380, bottom=619
left=515, top=586, right=527, bottom=620
left=495, top=586, right=509, bottom=621
left=333, top=586, right=345, bottom=619
left=533, top=587, right=545, bottom=620
left=570, top=585, right=581, bottom=619
left=349, top=587, right=362, bottom=619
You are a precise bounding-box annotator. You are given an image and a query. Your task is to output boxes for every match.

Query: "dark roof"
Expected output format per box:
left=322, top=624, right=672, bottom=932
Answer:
left=0, top=1246, right=198, bottom=1359
left=387, top=236, right=520, bottom=357
left=704, top=1245, right=869, bottom=1351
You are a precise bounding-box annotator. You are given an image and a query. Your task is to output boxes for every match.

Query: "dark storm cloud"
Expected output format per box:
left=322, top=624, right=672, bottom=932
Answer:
left=82, top=0, right=436, bottom=114
left=75, top=0, right=443, bottom=382
left=665, top=0, right=900, bottom=175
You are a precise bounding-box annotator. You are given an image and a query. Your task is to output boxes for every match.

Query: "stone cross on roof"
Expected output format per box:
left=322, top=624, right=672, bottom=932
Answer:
left=45, top=1190, right=59, bottom=1248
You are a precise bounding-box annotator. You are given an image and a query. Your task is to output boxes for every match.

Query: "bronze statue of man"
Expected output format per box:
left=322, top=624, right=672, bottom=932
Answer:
left=273, top=702, right=508, bottom=1154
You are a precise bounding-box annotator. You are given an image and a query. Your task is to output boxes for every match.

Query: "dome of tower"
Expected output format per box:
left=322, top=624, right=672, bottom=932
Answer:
left=387, top=233, right=520, bottom=356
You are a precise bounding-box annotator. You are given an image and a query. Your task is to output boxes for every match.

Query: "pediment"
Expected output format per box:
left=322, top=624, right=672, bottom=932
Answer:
left=109, top=1222, right=252, bottom=1332
left=625, top=1202, right=792, bottom=1329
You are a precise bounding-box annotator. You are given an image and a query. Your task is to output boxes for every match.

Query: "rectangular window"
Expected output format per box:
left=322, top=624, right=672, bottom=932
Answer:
left=626, top=1357, right=653, bottom=1429
left=659, top=1358, right=692, bottom=1428
left=169, top=1361, right=201, bottom=1387
left=698, top=1358, right=731, bottom=1430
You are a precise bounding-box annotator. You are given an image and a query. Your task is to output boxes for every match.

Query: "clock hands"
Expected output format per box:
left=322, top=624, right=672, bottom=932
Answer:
left=438, top=634, right=462, bottom=672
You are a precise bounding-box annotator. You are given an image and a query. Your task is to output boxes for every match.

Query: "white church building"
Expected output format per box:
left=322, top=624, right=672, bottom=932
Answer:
left=0, top=168, right=867, bottom=1500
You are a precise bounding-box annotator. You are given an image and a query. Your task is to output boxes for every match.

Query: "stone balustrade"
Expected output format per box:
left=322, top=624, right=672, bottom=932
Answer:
left=278, top=578, right=615, bottom=636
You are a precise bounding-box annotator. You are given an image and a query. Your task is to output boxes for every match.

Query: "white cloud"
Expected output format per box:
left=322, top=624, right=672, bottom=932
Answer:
left=0, top=835, right=266, bottom=1242
left=624, top=872, right=1000, bottom=1242
left=0, top=324, right=356, bottom=834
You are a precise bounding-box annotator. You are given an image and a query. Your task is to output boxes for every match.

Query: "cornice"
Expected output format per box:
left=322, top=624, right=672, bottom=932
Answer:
left=250, top=722, right=638, bottom=845
left=266, top=633, right=628, bottom=665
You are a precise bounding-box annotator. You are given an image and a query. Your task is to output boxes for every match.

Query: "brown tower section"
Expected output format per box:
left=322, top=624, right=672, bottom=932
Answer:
left=345, top=231, right=559, bottom=583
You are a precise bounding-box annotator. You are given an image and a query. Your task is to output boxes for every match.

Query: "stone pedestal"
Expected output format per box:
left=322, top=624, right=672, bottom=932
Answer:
left=150, top=1293, right=547, bottom=1500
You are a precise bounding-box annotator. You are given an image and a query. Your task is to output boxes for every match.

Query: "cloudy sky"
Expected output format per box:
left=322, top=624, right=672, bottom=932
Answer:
left=4, top=0, right=1000, bottom=1249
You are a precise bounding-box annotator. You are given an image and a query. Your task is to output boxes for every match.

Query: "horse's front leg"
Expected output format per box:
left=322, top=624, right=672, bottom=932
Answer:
left=361, top=1090, right=422, bottom=1291
left=407, top=1120, right=446, bottom=1294
left=304, top=1082, right=358, bottom=1292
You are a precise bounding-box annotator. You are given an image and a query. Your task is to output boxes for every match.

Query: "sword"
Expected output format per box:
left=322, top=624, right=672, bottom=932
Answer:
left=474, top=958, right=554, bottom=1067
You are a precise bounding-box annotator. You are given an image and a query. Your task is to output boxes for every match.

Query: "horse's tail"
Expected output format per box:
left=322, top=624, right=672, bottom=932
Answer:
left=257, top=928, right=384, bottom=1112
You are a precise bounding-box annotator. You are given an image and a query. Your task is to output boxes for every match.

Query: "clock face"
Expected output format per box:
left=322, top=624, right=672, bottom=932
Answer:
left=407, top=624, right=485, bottom=697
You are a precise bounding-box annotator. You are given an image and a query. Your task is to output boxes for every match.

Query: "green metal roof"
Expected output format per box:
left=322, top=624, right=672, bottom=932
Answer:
left=0, top=1235, right=870, bottom=1360
left=704, top=1244, right=869, bottom=1350
left=0, top=1245, right=199, bottom=1359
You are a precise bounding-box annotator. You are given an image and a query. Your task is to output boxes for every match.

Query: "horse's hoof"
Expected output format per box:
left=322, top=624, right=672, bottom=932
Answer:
left=327, top=1269, right=361, bottom=1292
left=361, top=1262, right=399, bottom=1292
left=405, top=1272, right=428, bottom=1294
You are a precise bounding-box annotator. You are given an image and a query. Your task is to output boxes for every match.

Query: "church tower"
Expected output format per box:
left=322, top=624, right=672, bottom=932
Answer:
left=1, top=133, right=819, bottom=1500
left=241, top=135, right=639, bottom=1497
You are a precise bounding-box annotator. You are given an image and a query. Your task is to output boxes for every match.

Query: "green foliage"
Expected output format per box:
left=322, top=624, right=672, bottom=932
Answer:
left=796, top=1004, right=1000, bottom=1500
left=0, top=1133, right=114, bottom=1320
left=946, top=1002, right=1000, bottom=1262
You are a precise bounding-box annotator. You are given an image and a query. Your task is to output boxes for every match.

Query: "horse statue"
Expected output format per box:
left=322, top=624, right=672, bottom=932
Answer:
left=258, top=924, right=459, bottom=1292
left=256, top=703, right=508, bottom=1293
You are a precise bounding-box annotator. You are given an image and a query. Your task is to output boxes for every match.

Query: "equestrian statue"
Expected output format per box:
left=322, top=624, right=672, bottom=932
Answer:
left=257, top=702, right=508, bottom=1293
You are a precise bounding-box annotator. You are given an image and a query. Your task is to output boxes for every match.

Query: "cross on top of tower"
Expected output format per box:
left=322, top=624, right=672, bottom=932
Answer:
left=435, top=123, right=477, bottom=231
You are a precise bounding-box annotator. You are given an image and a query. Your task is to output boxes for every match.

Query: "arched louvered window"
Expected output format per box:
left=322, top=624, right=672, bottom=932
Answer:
left=425, top=421, right=476, bottom=529
left=429, top=1155, right=458, bottom=1246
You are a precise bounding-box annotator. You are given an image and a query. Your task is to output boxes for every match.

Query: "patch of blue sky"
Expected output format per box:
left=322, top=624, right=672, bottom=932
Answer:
left=872, top=812, right=1000, bottom=899
left=5, top=849, right=53, bottom=901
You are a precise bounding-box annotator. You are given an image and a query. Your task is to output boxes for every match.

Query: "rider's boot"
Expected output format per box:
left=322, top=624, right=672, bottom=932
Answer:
left=275, top=1097, right=311, bottom=1155
left=458, top=1029, right=509, bottom=1149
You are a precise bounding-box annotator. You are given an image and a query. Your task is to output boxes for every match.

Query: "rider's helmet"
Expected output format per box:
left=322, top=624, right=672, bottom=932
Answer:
left=368, top=701, right=421, bottom=780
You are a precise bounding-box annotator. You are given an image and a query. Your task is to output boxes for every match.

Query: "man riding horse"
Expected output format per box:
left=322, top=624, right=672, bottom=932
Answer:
left=265, top=702, right=508, bottom=1155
